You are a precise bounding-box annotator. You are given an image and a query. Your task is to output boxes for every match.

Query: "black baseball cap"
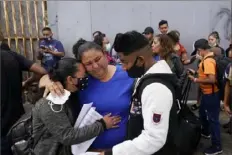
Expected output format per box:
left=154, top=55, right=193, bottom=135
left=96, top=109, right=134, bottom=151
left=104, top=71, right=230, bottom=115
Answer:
left=191, top=38, right=211, bottom=56
left=143, top=27, right=154, bottom=35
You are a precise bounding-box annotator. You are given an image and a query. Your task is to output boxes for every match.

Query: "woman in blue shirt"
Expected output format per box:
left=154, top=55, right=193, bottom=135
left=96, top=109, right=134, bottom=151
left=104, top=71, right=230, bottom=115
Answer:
left=73, top=40, right=134, bottom=150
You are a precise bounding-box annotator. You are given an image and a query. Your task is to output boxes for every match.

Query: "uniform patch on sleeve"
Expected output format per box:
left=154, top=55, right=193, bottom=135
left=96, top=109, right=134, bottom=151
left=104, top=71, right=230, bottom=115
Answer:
left=153, top=113, right=161, bottom=123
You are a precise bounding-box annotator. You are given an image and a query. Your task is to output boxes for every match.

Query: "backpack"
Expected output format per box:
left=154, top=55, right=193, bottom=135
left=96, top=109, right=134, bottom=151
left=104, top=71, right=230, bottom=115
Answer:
left=7, top=110, right=45, bottom=155
left=127, top=73, right=201, bottom=155
left=202, top=55, right=232, bottom=100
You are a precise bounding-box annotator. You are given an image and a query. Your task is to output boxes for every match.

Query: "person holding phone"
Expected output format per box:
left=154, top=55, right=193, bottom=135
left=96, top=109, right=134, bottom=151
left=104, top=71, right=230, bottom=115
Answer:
left=38, top=27, right=65, bottom=71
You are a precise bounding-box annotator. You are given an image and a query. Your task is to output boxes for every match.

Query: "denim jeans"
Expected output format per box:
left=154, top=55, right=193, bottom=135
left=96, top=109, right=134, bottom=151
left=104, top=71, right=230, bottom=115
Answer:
left=199, top=91, right=221, bottom=147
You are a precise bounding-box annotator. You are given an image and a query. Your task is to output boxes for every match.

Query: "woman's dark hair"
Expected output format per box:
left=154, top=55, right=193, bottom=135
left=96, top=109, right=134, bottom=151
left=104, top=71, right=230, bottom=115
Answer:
left=77, top=41, right=103, bottom=62
left=209, top=31, right=220, bottom=44
left=48, top=58, right=79, bottom=86
left=93, top=31, right=106, bottom=39
left=167, top=31, right=180, bottom=44
left=93, top=31, right=102, bottom=37
left=73, top=38, right=87, bottom=59
left=30, top=88, right=46, bottom=104
left=93, top=34, right=104, bottom=47
left=111, top=33, right=123, bottom=52
left=155, top=34, right=174, bottom=60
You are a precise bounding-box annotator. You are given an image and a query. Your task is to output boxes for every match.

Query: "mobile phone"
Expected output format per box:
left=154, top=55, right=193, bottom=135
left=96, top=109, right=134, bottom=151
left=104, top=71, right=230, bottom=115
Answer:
left=40, top=45, right=47, bottom=50
left=187, top=69, right=195, bottom=75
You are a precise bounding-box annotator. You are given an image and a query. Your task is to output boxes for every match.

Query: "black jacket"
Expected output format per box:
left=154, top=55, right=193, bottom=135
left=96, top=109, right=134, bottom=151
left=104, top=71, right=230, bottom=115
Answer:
left=168, top=53, right=186, bottom=89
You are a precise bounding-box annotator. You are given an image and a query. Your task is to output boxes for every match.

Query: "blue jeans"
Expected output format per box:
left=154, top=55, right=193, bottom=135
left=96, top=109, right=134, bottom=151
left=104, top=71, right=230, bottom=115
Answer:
left=199, top=91, right=221, bottom=147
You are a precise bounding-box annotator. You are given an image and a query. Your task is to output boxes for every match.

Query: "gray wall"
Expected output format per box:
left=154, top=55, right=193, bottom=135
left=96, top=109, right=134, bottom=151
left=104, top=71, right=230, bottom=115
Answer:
left=47, top=1, right=231, bottom=100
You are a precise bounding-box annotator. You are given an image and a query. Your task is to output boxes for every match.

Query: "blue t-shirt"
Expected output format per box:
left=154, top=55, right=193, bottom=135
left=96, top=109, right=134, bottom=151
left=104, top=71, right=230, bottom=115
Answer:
left=79, top=65, right=134, bottom=149
left=39, top=39, right=64, bottom=71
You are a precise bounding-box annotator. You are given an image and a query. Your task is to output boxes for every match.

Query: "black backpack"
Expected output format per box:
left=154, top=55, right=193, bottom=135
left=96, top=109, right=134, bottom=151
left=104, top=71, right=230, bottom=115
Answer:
left=127, top=73, right=201, bottom=155
left=7, top=110, right=45, bottom=155
left=174, top=78, right=201, bottom=155
left=202, top=55, right=232, bottom=100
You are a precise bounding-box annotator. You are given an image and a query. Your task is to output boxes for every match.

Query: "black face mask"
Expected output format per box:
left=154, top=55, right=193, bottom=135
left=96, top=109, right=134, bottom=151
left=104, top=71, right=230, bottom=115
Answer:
left=44, top=36, right=52, bottom=42
left=127, top=57, right=145, bottom=78
left=77, top=77, right=88, bottom=91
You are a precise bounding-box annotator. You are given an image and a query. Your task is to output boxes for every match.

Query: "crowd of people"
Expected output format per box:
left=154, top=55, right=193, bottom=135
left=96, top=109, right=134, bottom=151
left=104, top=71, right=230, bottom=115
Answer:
left=1, top=19, right=232, bottom=155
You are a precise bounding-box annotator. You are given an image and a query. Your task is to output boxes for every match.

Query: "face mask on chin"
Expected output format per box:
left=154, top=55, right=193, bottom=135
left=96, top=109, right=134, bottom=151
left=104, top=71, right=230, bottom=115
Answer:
left=209, top=43, right=217, bottom=47
left=126, top=57, right=145, bottom=78
left=44, top=36, right=52, bottom=42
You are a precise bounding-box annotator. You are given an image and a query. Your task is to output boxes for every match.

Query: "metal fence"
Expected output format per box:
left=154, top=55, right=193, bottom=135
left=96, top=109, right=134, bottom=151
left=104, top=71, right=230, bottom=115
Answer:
left=0, top=0, right=48, bottom=61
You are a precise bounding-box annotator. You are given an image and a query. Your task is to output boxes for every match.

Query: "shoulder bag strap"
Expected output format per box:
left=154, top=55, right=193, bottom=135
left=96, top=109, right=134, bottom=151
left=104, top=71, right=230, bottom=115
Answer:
left=202, top=55, right=216, bottom=93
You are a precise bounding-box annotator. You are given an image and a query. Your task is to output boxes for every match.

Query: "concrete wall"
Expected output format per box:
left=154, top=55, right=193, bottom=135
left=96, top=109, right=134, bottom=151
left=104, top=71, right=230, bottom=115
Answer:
left=47, top=1, right=231, bottom=100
